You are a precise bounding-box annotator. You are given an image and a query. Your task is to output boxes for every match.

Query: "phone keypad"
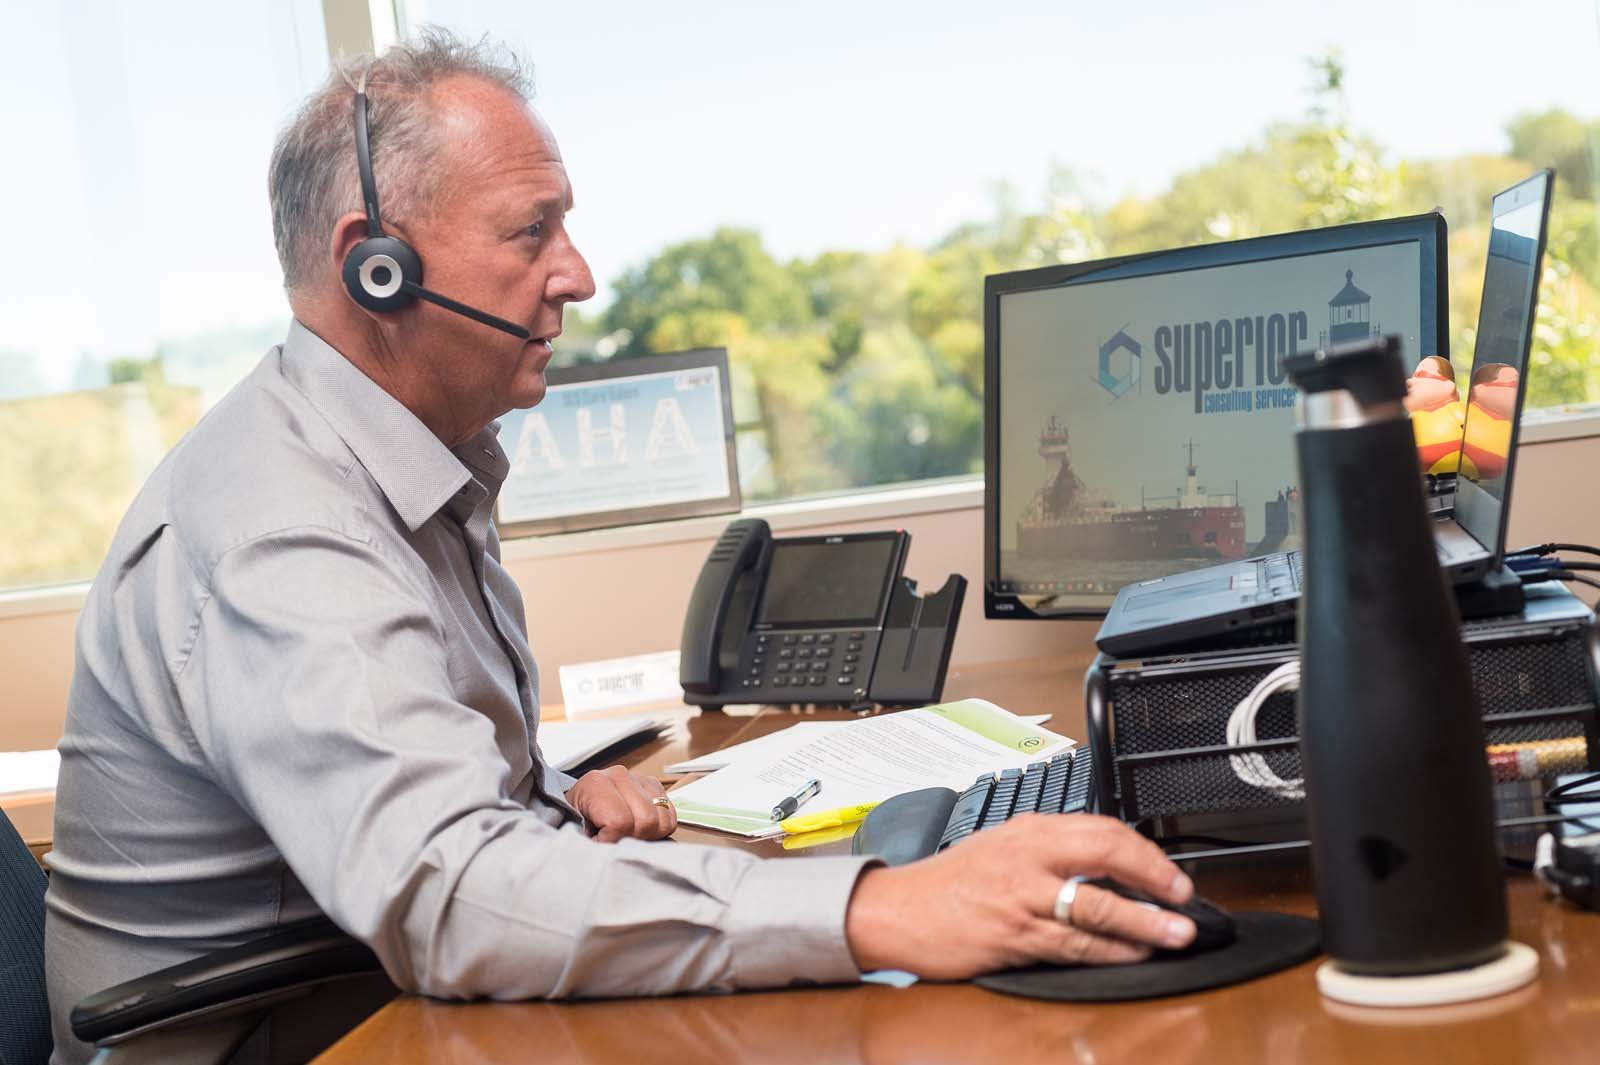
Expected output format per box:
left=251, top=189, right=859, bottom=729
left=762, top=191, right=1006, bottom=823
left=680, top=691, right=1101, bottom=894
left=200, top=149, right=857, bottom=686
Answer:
left=740, top=628, right=872, bottom=701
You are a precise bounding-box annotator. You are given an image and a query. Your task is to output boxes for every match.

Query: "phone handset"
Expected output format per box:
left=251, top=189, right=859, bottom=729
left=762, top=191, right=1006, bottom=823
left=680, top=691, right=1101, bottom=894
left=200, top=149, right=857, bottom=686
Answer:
left=679, top=518, right=773, bottom=695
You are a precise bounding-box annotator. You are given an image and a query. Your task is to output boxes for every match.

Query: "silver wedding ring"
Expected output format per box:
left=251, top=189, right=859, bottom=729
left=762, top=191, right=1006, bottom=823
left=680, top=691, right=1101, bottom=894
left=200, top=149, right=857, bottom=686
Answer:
left=1053, top=875, right=1088, bottom=924
left=651, top=796, right=673, bottom=808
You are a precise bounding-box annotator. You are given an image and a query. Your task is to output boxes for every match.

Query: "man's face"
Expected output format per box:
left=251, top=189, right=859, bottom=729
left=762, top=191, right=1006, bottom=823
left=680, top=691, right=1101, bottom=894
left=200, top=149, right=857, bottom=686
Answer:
left=390, top=76, right=596, bottom=433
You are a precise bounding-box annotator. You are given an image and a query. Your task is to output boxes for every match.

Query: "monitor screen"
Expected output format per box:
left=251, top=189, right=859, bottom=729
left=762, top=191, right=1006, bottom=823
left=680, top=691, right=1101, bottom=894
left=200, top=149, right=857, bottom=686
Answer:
left=985, top=214, right=1447, bottom=618
left=1453, top=171, right=1552, bottom=557
left=757, top=536, right=901, bottom=628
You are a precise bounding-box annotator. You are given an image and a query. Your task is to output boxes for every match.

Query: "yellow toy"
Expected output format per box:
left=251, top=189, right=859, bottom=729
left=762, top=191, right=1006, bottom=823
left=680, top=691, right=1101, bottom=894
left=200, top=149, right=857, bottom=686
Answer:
left=1403, top=356, right=1464, bottom=475
left=1461, top=362, right=1518, bottom=482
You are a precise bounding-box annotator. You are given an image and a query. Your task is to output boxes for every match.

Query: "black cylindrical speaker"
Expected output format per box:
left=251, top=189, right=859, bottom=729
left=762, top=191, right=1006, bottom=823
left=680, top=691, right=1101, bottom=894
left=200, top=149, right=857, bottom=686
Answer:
left=1289, top=335, right=1507, bottom=975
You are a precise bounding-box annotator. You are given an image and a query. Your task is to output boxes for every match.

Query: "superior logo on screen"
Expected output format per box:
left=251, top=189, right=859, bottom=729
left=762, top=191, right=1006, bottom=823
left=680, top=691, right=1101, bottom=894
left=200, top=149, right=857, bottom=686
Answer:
left=1151, top=310, right=1309, bottom=415
left=1088, top=314, right=1308, bottom=415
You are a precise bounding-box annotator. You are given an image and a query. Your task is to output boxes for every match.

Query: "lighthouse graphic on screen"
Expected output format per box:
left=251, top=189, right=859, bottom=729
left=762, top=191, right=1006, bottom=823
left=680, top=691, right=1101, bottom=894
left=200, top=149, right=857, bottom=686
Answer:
left=1321, top=268, right=1379, bottom=347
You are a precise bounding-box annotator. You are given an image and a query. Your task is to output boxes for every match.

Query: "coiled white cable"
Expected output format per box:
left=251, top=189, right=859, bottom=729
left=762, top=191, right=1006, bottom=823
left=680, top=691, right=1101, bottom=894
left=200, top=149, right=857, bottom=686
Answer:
left=1226, top=660, right=1305, bottom=799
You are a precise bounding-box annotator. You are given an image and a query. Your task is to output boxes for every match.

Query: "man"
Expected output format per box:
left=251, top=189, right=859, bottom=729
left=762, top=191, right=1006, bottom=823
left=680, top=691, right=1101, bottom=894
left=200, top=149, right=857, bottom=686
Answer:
left=44, top=30, right=1195, bottom=1064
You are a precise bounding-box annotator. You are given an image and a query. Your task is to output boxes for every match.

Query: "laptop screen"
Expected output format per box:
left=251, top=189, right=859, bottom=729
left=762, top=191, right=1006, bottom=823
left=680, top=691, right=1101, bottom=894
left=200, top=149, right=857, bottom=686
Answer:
left=1452, top=171, right=1552, bottom=559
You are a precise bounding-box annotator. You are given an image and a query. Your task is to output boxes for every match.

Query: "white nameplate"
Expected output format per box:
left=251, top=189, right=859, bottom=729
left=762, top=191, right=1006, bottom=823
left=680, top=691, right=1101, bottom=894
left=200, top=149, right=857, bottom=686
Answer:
left=558, top=650, right=683, bottom=718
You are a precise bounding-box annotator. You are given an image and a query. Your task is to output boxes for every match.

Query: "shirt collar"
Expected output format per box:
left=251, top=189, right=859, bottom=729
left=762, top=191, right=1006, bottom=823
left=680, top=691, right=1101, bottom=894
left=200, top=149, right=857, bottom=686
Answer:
left=279, top=319, right=504, bottom=533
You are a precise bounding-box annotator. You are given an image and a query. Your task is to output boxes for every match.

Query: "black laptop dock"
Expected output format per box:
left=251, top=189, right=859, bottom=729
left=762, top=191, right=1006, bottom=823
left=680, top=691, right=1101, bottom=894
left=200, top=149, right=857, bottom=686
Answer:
left=1083, top=582, right=1600, bottom=858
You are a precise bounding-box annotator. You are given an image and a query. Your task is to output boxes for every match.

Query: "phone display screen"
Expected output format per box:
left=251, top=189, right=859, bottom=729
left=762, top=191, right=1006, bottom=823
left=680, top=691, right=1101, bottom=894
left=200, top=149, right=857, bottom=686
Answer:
left=758, top=536, right=900, bottom=627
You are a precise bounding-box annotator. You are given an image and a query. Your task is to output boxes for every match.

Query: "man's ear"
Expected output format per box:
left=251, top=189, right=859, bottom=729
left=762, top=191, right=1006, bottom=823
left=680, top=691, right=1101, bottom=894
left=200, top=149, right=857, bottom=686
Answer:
left=329, top=210, right=374, bottom=274
left=329, top=213, right=420, bottom=275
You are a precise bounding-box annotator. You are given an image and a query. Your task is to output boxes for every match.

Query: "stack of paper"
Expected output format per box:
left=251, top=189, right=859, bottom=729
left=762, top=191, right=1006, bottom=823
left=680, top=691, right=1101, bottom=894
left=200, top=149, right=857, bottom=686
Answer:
left=665, top=714, right=1050, bottom=775
left=537, top=716, right=668, bottom=774
left=664, top=721, right=840, bottom=775
left=668, top=700, right=1073, bottom=838
left=0, top=749, right=60, bottom=796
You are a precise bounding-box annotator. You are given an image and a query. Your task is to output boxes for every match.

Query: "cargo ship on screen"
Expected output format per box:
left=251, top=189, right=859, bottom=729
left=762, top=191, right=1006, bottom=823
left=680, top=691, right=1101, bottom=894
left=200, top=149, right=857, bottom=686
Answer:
left=1015, top=418, right=1257, bottom=562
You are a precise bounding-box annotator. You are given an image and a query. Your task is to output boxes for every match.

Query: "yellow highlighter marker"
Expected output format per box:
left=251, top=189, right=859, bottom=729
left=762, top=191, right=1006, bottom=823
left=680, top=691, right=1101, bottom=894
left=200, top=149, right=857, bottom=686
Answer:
left=779, top=801, right=881, bottom=835
left=781, top=821, right=863, bottom=850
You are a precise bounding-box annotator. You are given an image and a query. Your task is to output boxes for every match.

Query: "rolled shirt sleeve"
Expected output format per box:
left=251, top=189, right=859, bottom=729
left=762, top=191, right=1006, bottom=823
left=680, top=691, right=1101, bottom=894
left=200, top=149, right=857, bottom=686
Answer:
left=180, top=528, right=874, bottom=998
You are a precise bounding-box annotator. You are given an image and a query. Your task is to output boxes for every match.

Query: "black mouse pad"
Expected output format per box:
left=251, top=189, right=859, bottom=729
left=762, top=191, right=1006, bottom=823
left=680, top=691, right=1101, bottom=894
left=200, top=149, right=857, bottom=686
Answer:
left=975, top=912, right=1321, bottom=1002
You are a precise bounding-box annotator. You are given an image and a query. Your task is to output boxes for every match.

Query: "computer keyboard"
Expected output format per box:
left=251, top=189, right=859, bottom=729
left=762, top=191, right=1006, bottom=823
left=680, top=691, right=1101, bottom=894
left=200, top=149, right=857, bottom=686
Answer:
left=853, top=749, right=1097, bottom=865
left=940, top=749, right=1096, bottom=850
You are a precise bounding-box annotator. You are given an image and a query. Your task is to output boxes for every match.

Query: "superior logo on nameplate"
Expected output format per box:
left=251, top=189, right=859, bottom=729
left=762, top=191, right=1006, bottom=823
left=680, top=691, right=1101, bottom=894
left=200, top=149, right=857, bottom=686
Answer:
left=559, top=650, right=684, bottom=718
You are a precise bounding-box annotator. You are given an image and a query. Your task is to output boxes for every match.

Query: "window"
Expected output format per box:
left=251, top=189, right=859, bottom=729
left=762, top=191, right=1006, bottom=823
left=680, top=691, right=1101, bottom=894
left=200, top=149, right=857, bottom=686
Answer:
left=403, top=0, right=1600, bottom=499
left=5, top=1, right=1600, bottom=594
left=0, top=1, right=327, bottom=591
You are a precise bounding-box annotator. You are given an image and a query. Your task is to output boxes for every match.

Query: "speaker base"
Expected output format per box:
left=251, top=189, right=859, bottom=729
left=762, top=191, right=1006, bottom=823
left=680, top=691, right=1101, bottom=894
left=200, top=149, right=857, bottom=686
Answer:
left=1315, top=941, right=1538, bottom=1007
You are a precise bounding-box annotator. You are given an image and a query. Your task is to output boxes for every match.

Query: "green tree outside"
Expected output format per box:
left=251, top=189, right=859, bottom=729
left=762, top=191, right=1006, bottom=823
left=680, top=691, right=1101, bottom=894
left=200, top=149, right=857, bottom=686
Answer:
left=586, top=51, right=1600, bottom=504
left=6, top=53, right=1600, bottom=588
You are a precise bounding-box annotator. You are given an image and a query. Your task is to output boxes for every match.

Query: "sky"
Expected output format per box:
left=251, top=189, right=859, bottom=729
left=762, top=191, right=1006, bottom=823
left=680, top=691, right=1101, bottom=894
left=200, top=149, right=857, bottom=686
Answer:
left=4, top=0, right=1599, bottom=394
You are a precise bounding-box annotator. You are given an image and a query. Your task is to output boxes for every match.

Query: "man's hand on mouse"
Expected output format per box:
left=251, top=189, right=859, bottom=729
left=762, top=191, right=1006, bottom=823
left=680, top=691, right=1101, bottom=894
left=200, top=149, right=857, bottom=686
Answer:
left=844, top=814, right=1197, bottom=978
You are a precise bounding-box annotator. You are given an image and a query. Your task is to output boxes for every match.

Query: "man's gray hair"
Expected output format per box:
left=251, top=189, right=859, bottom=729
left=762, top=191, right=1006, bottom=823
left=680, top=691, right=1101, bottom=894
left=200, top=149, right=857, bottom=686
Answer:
left=268, top=26, right=532, bottom=292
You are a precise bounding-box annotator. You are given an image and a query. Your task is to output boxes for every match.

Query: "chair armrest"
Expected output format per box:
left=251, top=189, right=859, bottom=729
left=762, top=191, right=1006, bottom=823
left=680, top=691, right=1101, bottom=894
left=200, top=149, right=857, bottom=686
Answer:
left=71, top=917, right=386, bottom=1045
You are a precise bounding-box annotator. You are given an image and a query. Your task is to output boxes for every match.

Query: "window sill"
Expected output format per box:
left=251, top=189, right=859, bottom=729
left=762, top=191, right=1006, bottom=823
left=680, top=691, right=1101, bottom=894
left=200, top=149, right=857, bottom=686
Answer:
left=2, top=406, right=1591, bottom=623
left=1519, top=406, right=1600, bottom=445
left=0, top=583, right=90, bottom=621
left=496, top=476, right=984, bottom=562
left=0, top=477, right=985, bottom=620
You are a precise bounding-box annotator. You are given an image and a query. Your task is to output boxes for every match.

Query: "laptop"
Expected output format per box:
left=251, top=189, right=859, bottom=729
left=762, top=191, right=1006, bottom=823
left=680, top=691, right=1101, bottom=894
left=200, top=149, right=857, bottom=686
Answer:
left=1095, top=169, right=1554, bottom=658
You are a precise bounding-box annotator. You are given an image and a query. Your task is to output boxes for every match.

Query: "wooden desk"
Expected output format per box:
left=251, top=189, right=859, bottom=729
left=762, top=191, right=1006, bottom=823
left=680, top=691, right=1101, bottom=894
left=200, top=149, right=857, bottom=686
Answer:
left=314, top=654, right=1600, bottom=1064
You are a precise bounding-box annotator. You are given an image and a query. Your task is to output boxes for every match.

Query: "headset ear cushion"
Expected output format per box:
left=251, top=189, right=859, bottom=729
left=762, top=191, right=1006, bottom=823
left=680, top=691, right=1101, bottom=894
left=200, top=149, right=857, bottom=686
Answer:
left=342, top=235, right=424, bottom=313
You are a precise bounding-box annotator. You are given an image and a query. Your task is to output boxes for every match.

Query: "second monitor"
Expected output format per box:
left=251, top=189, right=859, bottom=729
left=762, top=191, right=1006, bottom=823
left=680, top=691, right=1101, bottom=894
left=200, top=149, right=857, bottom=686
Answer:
left=984, top=212, right=1449, bottom=618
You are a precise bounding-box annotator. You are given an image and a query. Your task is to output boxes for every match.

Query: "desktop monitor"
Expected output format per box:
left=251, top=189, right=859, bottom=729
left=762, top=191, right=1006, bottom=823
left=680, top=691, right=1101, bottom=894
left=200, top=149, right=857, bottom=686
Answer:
left=984, top=213, right=1449, bottom=619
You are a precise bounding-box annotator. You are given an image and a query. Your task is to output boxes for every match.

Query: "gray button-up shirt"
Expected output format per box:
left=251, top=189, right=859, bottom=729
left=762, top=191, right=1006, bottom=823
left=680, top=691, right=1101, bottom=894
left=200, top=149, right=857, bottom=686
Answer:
left=44, top=321, right=871, bottom=1064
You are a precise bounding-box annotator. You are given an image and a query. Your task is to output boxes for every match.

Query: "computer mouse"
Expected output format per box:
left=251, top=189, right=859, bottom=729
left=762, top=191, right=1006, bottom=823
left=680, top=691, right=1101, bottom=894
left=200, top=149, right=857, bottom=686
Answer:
left=1086, top=877, right=1237, bottom=953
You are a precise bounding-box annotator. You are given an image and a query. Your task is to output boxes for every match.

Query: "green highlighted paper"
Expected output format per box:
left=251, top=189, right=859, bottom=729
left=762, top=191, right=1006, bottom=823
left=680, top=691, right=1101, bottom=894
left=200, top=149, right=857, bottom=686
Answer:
left=668, top=699, right=1073, bottom=838
left=923, top=698, right=1062, bottom=755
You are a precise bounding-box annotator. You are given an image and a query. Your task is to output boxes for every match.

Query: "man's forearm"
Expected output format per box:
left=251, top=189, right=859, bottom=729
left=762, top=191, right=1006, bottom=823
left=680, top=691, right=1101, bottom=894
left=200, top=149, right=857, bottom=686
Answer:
left=373, top=818, right=874, bottom=999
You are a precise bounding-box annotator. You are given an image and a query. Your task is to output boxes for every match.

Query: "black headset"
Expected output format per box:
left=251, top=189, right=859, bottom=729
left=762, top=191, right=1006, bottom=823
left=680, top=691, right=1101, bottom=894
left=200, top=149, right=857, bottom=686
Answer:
left=341, top=72, right=532, bottom=340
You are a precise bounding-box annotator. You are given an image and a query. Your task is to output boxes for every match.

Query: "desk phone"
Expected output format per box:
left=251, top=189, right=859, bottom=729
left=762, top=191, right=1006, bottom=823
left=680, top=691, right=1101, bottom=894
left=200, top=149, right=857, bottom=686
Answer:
left=678, top=518, right=965, bottom=709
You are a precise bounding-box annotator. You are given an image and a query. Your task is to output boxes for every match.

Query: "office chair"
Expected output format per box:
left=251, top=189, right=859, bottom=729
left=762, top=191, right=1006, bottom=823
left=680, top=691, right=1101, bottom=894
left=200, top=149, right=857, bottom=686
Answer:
left=0, top=808, right=51, bottom=1065
left=0, top=810, right=397, bottom=1065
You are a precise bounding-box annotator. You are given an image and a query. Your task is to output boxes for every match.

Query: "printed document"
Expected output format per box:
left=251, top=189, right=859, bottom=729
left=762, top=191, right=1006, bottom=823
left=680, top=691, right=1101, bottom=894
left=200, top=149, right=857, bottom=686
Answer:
left=669, top=699, right=1072, bottom=836
left=665, top=715, right=1050, bottom=775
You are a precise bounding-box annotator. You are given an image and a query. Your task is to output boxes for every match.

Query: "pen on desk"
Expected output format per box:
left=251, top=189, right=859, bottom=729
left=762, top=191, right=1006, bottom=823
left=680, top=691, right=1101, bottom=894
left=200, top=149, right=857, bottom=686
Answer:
left=771, top=778, right=822, bottom=822
left=779, top=800, right=880, bottom=835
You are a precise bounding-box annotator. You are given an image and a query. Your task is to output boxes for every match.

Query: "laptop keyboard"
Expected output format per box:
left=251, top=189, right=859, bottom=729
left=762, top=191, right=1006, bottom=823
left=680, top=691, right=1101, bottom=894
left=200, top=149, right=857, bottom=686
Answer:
left=1259, top=550, right=1303, bottom=595
left=1258, top=535, right=1458, bottom=598
left=935, top=749, right=1094, bottom=852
